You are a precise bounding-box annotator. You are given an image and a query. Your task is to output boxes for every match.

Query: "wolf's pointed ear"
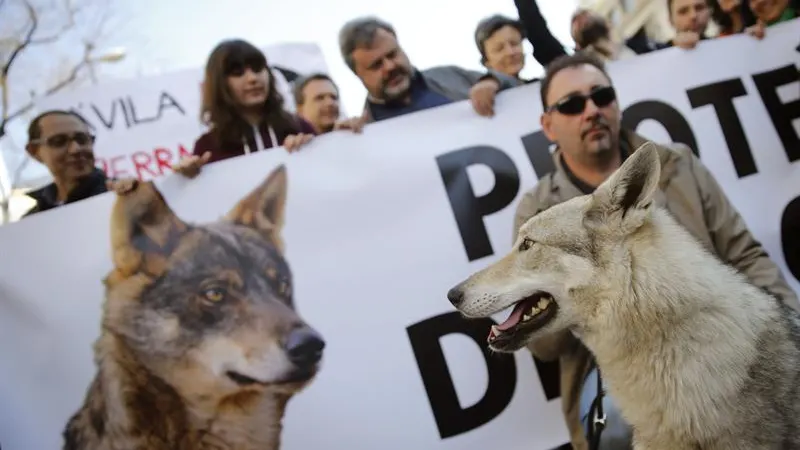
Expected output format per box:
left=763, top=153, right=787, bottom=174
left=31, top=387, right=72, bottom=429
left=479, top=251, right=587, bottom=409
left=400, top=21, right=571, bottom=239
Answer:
left=109, top=181, right=189, bottom=279
left=585, top=142, right=661, bottom=232
left=226, top=164, right=287, bottom=252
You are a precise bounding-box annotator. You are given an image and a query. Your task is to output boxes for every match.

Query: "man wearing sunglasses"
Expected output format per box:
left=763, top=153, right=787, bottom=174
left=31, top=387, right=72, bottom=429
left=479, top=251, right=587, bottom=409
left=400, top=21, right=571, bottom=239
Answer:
left=22, top=110, right=110, bottom=217
left=512, top=52, right=798, bottom=450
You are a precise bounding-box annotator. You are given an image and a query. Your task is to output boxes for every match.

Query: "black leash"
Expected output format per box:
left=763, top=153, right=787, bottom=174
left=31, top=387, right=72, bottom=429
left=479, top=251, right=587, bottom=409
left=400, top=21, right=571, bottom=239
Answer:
left=586, top=367, right=607, bottom=450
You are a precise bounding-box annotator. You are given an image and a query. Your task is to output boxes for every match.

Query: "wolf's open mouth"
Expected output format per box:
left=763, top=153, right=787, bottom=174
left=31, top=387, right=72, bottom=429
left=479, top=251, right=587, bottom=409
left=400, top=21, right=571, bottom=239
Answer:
left=226, top=369, right=317, bottom=387
left=488, top=293, right=557, bottom=343
left=226, top=371, right=265, bottom=386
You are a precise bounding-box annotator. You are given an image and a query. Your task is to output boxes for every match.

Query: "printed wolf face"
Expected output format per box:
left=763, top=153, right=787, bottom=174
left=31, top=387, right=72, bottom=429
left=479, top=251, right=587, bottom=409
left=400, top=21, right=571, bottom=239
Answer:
left=447, top=143, right=662, bottom=352
left=103, top=165, right=325, bottom=399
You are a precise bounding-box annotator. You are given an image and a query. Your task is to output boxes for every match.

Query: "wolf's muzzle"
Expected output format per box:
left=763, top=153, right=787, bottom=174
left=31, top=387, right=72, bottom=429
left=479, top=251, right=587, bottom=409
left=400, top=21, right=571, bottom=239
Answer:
left=284, top=327, right=325, bottom=368
left=446, top=286, right=464, bottom=307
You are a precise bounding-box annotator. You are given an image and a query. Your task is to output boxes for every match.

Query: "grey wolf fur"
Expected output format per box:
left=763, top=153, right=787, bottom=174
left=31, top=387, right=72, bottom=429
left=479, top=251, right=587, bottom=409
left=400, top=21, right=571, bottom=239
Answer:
left=448, top=142, right=800, bottom=449
left=63, top=165, right=325, bottom=450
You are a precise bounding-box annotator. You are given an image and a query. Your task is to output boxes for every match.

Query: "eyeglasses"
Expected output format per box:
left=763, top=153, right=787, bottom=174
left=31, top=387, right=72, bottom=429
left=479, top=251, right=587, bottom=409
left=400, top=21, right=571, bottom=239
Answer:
left=546, top=86, right=616, bottom=116
left=32, top=132, right=96, bottom=149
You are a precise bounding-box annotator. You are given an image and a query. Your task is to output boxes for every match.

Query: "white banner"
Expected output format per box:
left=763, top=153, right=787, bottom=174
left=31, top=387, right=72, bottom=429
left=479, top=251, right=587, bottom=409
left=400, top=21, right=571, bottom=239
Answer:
left=0, top=20, right=798, bottom=450
left=11, top=42, right=332, bottom=188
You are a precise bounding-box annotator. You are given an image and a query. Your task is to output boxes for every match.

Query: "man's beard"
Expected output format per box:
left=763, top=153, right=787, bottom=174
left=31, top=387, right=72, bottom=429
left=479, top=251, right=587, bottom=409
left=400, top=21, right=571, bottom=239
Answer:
left=380, top=68, right=412, bottom=103
left=64, top=152, right=96, bottom=177
left=580, top=118, right=617, bottom=163
left=583, top=134, right=619, bottom=169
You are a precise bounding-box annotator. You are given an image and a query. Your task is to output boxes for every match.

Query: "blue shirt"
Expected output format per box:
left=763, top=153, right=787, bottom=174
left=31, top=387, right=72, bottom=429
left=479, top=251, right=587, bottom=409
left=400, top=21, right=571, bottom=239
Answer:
left=368, top=71, right=453, bottom=122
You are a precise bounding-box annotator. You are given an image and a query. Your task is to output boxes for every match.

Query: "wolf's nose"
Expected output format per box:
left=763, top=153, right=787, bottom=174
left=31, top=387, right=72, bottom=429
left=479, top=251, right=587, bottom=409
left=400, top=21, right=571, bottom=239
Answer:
left=447, top=286, right=464, bottom=306
left=285, top=328, right=325, bottom=367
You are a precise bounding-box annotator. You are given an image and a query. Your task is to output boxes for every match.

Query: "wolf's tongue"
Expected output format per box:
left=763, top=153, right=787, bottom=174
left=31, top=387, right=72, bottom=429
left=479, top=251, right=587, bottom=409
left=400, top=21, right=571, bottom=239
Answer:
left=497, top=299, right=535, bottom=331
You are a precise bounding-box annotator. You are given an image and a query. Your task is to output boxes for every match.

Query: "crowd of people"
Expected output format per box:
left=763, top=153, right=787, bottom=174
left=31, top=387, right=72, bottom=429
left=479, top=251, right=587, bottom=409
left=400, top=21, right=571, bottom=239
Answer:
left=21, top=0, right=798, bottom=212
left=14, top=0, right=799, bottom=449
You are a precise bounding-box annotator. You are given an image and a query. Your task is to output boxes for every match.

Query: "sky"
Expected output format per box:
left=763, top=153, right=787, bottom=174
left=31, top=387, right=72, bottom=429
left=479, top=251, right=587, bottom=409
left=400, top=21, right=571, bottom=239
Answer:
left=0, top=0, right=580, bottom=198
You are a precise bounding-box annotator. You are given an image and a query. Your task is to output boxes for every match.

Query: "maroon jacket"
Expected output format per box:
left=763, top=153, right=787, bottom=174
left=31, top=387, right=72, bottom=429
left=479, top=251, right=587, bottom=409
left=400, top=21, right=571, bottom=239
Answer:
left=193, top=115, right=316, bottom=164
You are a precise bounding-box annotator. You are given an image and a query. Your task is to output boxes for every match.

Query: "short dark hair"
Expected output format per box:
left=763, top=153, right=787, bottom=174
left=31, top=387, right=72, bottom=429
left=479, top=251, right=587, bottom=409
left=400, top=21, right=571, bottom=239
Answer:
left=338, top=16, right=397, bottom=72
left=539, top=52, right=611, bottom=111
left=293, top=73, right=338, bottom=106
left=474, top=14, right=525, bottom=63
left=27, top=110, right=91, bottom=142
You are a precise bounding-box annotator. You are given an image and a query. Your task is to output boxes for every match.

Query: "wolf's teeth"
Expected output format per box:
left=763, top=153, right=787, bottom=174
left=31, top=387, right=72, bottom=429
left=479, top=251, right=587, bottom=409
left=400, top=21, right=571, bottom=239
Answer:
left=491, top=325, right=502, bottom=335
left=538, top=297, right=551, bottom=308
left=522, top=314, right=532, bottom=322
left=528, top=306, right=541, bottom=317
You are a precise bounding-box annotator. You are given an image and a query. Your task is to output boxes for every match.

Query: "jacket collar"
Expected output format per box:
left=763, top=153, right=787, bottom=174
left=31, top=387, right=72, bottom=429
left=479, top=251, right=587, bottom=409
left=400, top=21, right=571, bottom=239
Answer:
left=27, top=168, right=109, bottom=211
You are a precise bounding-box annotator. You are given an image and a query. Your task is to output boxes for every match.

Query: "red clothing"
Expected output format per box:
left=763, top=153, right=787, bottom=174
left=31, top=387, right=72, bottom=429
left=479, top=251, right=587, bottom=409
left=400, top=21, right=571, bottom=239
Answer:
left=193, top=115, right=316, bottom=164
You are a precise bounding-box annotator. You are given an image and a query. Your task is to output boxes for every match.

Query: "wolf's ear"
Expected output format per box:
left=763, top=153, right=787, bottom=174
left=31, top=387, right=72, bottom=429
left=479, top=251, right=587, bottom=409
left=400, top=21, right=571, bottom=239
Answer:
left=585, top=142, right=661, bottom=232
left=109, top=181, right=189, bottom=278
left=226, top=164, right=287, bottom=252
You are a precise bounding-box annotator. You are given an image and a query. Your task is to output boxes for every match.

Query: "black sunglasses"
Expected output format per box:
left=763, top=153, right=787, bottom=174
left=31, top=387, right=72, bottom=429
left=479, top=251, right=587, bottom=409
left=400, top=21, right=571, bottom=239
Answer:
left=33, top=132, right=96, bottom=149
left=547, top=86, right=616, bottom=115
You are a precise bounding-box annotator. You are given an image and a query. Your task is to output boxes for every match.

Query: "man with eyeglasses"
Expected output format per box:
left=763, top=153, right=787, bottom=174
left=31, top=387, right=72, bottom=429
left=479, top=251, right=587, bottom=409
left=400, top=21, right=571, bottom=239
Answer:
left=22, top=110, right=110, bottom=217
left=512, top=52, right=798, bottom=450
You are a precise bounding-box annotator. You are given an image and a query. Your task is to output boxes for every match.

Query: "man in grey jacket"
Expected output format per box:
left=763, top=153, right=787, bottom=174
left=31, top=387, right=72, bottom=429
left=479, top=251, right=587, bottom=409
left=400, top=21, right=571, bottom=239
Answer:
left=338, top=16, right=524, bottom=123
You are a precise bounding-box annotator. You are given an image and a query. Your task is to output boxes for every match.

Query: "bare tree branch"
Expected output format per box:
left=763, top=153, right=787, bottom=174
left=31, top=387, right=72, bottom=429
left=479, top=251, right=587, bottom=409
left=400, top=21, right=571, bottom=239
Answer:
left=29, top=22, right=75, bottom=45
left=29, top=0, right=80, bottom=45
left=0, top=98, right=29, bottom=140
left=0, top=0, right=101, bottom=139
left=2, top=1, right=37, bottom=79
left=0, top=50, right=90, bottom=140
left=43, top=45, right=90, bottom=96
left=0, top=0, right=37, bottom=139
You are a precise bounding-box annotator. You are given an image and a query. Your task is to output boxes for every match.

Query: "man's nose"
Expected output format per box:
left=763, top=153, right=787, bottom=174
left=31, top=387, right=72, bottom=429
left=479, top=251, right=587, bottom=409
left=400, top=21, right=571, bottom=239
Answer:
left=66, top=138, right=83, bottom=154
left=584, top=97, right=601, bottom=116
left=382, top=57, right=398, bottom=73
left=323, top=96, right=337, bottom=108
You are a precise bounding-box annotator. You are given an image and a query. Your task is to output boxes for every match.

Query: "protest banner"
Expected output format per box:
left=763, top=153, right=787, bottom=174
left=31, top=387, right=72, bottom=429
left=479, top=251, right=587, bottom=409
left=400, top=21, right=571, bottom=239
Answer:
left=9, top=42, right=332, bottom=188
left=0, top=20, right=798, bottom=450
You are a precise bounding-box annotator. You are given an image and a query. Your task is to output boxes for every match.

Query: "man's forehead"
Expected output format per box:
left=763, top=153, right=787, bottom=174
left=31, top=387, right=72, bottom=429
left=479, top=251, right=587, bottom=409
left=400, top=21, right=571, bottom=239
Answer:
left=672, top=0, right=704, bottom=9
left=352, top=29, right=398, bottom=65
left=305, top=79, right=337, bottom=95
left=39, top=114, right=88, bottom=133
left=548, top=65, right=610, bottom=100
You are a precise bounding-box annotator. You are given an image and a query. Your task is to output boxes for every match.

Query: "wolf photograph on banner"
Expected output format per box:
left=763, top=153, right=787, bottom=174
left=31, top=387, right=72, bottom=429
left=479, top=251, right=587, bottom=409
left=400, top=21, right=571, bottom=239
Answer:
left=0, top=19, right=798, bottom=450
left=61, top=165, right=325, bottom=450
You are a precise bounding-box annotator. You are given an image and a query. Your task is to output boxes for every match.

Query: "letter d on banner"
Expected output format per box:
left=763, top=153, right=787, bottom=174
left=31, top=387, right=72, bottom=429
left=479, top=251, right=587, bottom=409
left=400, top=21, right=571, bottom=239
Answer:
left=407, top=312, right=516, bottom=439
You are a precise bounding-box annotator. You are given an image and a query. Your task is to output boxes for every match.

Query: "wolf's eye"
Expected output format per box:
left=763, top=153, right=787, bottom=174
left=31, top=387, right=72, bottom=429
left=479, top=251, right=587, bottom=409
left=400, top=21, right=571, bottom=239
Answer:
left=518, top=237, right=535, bottom=251
left=202, top=287, right=226, bottom=303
